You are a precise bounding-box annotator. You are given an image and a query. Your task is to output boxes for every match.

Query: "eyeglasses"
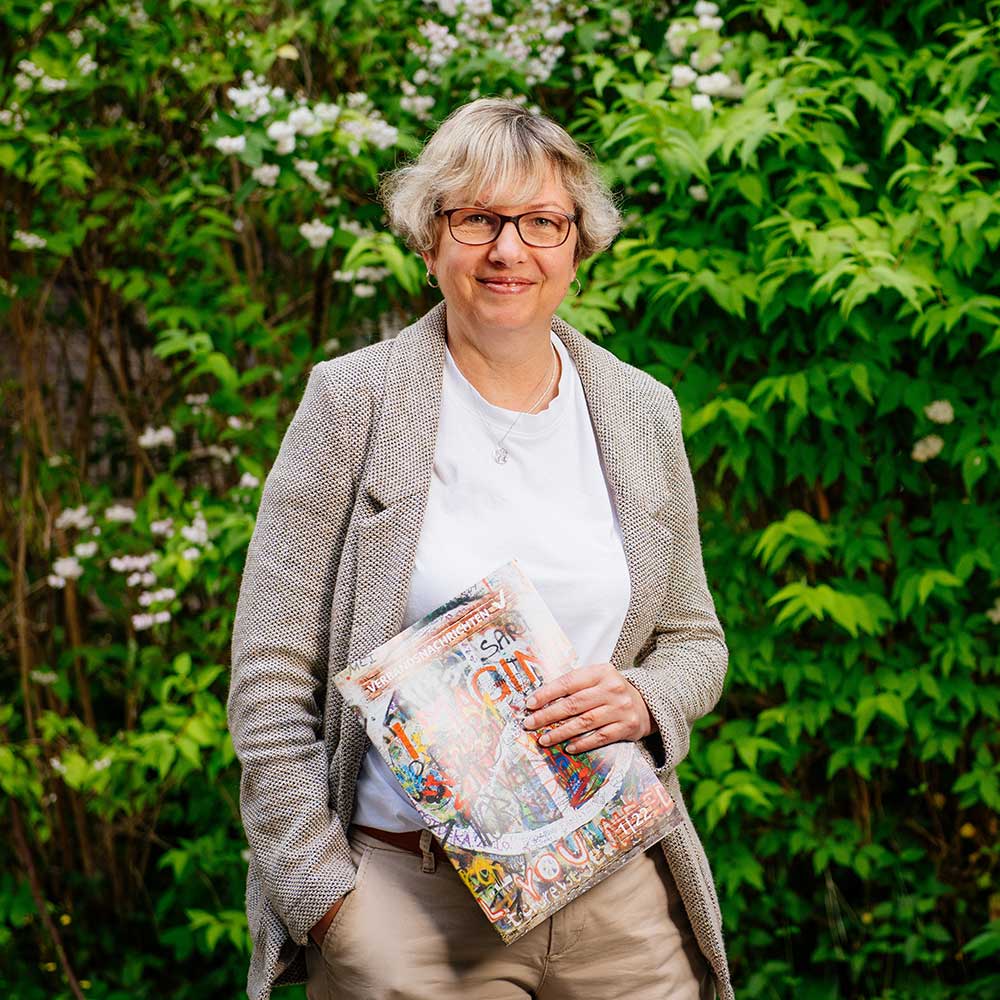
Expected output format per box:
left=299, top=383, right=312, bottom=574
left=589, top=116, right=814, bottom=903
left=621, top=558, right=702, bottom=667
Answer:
left=436, top=207, right=578, bottom=248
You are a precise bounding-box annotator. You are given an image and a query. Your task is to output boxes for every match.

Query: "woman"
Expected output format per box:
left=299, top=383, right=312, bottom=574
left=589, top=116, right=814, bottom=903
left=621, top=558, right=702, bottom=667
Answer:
left=228, top=98, right=733, bottom=1000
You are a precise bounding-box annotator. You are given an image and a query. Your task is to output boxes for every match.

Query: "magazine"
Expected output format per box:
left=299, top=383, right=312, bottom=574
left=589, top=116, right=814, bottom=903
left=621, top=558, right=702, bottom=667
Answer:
left=335, top=560, right=681, bottom=943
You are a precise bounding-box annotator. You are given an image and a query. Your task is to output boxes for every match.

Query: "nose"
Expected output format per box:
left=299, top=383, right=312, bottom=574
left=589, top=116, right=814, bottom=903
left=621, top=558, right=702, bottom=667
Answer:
left=488, top=218, right=528, bottom=263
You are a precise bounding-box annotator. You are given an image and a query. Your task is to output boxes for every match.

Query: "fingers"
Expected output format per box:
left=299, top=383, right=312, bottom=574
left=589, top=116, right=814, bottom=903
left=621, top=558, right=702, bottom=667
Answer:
left=523, top=686, right=606, bottom=731
left=533, top=703, right=617, bottom=748
left=525, top=663, right=608, bottom=713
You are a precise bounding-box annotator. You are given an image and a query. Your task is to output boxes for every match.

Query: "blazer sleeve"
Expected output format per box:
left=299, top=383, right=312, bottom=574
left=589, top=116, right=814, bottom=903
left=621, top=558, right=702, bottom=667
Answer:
left=618, top=385, right=728, bottom=778
left=227, top=361, right=359, bottom=946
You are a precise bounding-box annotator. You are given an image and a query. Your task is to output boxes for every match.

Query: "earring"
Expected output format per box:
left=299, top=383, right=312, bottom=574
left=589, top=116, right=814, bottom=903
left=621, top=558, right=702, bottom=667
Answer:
left=426, top=271, right=439, bottom=289
left=573, top=277, right=582, bottom=297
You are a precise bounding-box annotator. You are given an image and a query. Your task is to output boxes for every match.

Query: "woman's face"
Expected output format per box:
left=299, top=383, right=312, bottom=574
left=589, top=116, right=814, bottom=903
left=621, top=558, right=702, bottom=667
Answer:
left=421, top=163, right=578, bottom=339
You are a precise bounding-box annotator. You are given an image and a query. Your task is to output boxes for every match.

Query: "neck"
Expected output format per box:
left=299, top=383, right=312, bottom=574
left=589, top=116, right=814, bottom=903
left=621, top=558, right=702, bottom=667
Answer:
left=444, top=310, right=561, bottom=413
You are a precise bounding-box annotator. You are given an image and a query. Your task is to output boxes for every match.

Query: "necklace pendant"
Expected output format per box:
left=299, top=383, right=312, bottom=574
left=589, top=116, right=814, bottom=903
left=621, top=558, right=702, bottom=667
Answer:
left=493, top=446, right=509, bottom=465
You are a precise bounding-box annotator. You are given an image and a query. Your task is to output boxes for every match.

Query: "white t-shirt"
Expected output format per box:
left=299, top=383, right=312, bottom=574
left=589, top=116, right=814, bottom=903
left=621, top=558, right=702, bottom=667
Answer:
left=351, top=330, right=632, bottom=831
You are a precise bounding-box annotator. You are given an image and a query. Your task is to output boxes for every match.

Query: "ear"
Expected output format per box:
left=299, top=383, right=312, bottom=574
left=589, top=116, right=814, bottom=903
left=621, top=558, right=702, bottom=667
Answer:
left=420, top=249, right=435, bottom=274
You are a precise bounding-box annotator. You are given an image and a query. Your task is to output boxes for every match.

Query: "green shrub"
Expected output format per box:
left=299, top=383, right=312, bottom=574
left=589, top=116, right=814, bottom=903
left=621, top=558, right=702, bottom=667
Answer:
left=2, top=1, right=997, bottom=997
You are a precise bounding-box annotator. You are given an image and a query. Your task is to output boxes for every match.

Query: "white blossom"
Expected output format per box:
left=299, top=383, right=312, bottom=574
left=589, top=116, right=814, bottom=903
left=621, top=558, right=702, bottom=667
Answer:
left=986, top=597, right=1000, bottom=625
left=110, top=552, right=157, bottom=573
left=92, top=756, right=112, bottom=771
left=125, top=570, right=157, bottom=587
left=214, top=135, right=246, bottom=154
left=694, top=1, right=719, bottom=15
left=182, top=546, right=201, bottom=561
left=18, top=60, right=44, bottom=79
left=14, top=73, right=32, bottom=90
left=132, top=609, right=171, bottom=631
left=56, top=506, right=93, bottom=531
left=77, top=54, right=98, bottom=76
left=138, top=425, right=176, bottom=449
left=300, top=218, right=334, bottom=249
left=696, top=71, right=733, bottom=96
left=52, top=556, right=84, bottom=580
left=40, top=76, right=67, bottom=92
left=666, top=21, right=695, bottom=57
left=690, top=49, right=723, bottom=71
left=227, top=416, right=245, bottom=430
left=923, top=400, right=954, bottom=424
left=239, top=472, right=260, bottom=489
left=68, top=28, right=84, bottom=47
left=353, top=283, right=377, bottom=298
left=313, top=102, right=341, bottom=123
left=14, top=230, right=47, bottom=250
left=266, top=120, right=296, bottom=154
left=104, top=504, right=137, bottom=523
left=691, top=93, right=713, bottom=111
left=49, top=757, right=67, bottom=775
left=47, top=575, right=67, bottom=589
left=138, top=587, right=176, bottom=607
left=689, top=184, right=709, bottom=202
left=671, top=64, right=698, bottom=88
left=181, top=512, right=209, bottom=545
left=31, top=669, right=58, bottom=685
left=288, top=106, right=322, bottom=136
left=252, top=163, right=280, bottom=187
left=699, top=14, right=725, bottom=31
left=74, top=541, right=98, bottom=559
left=911, top=434, right=944, bottom=462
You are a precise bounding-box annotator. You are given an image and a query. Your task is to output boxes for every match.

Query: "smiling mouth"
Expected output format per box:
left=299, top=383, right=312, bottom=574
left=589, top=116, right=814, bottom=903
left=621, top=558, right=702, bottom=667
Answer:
left=477, top=278, right=534, bottom=290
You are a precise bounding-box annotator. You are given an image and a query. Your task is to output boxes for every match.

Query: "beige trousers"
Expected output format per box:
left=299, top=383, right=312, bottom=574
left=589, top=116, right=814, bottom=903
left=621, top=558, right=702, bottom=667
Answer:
left=305, top=827, right=715, bottom=1000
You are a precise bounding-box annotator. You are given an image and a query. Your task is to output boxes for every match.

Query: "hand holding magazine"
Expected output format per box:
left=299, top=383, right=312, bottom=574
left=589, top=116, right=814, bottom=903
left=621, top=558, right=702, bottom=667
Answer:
left=335, top=560, right=681, bottom=944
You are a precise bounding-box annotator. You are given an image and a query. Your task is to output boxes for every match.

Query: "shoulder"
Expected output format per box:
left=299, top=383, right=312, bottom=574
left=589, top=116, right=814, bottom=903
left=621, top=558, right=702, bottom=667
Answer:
left=304, top=338, right=395, bottom=422
left=572, top=333, right=683, bottom=444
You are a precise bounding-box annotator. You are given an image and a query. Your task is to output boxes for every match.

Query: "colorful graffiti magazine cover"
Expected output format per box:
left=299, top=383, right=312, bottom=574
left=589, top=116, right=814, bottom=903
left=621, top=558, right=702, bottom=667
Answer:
left=335, top=560, right=681, bottom=944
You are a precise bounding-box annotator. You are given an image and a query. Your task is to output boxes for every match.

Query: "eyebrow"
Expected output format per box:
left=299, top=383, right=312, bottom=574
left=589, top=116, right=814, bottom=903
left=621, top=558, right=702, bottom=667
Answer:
left=472, top=201, right=570, bottom=212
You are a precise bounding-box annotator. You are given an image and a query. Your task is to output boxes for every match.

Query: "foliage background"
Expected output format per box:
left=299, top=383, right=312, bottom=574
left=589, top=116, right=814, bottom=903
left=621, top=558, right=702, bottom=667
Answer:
left=2, top=0, right=998, bottom=997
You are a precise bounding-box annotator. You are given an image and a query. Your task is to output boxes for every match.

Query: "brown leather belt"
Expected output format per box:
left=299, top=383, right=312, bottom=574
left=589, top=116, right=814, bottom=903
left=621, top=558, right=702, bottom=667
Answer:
left=352, top=824, right=449, bottom=862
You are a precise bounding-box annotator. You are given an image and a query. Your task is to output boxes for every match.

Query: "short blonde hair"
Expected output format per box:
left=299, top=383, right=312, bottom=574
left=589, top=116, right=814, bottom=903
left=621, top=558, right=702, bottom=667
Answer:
left=378, top=98, right=622, bottom=263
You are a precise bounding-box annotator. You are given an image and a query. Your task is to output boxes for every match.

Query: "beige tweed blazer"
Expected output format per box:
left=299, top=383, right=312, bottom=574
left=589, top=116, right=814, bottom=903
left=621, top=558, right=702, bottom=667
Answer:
left=228, top=299, right=734, bottom=1000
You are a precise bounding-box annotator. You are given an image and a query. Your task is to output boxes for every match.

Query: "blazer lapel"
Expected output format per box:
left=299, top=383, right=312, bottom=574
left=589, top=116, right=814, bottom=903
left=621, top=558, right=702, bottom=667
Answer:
left=347, top=302, right=447, bottom=663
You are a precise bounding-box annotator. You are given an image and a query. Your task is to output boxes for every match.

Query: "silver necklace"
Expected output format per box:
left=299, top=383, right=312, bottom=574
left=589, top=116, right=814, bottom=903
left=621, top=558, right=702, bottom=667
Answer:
left=470, top=343, right=559, bottom=465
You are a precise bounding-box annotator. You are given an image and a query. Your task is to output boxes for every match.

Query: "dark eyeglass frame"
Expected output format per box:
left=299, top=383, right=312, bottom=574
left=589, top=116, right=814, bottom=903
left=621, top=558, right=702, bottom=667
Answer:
left=435, top=207, right=579, bottom=248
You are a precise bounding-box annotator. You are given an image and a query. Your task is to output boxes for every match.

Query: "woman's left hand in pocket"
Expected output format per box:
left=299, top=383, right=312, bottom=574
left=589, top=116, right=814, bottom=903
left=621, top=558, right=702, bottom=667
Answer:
left=521, top=662, right=655, bottom=753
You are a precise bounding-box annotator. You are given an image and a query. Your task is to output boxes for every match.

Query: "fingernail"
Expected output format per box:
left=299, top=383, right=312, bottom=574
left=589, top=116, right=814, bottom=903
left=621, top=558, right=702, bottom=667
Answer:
left=525, top=695, right=537, bottom=710
left=538, top=734, right=549, bottom=746
left=523, top=714, right=535, bottom=729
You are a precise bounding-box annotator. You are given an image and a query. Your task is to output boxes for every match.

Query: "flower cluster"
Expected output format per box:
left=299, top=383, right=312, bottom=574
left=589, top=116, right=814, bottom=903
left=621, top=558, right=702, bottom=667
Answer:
left=923, top=399, right=954, bottom=424
left=986, top=597, right=1000, bottom=626
left=294, top=159, right=331, bottom=195
left=138, top=587, right=176, bottom=607
left=664, top=1, right=741, bottom=112
left=14, top=230, right=47, bottom=250
left=138, top=425, right=177, bottom=449
left=110, top=552, right=157, bottom=573
left=300, top=219, right=335, bottom=250
left=411, top=2, right=577, bottom=89
left=132, top=610, right=171, bottom=631
left=151, top=517, right=174, bottom=537
left=911, top=434, right=944, bottom=463
left=215, top=135, right=246, bottom=155
left=332, top=265, right=390, bottom=298
left=48, top=555, right=84, bottom=588
left=105, top=504, right=137, bottom=523
left=252, top=164, right=280, bottom=187
left=56, top=506, right=94, bottom=531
